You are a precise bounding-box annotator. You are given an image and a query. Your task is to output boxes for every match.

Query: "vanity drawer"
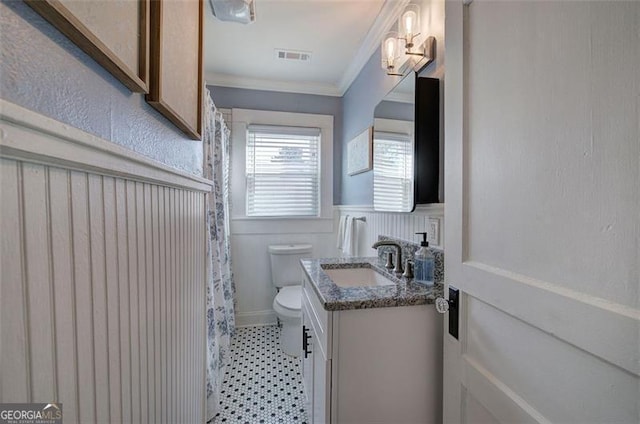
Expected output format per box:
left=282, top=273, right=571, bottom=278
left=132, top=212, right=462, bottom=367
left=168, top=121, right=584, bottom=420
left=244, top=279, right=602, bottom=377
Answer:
left=302, top=276, right=331, bottom=359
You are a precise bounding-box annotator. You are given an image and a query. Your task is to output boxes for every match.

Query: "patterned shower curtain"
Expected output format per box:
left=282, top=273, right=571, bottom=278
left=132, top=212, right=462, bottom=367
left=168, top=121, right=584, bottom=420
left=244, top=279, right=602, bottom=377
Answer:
left=204, top=90, right=236, bottom=421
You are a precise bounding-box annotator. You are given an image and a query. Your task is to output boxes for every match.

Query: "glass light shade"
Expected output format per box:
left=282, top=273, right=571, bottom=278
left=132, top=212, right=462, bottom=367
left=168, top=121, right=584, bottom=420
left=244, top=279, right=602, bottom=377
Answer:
left=210, top=0, right=256, bottom=24
left=380, top=32, right=401, bottom=73
left=400, top=4, right=421, bottom=48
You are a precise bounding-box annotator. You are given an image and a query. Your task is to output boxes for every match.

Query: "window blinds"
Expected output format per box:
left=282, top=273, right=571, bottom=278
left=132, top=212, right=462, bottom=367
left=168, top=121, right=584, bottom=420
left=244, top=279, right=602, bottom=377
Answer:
left=373, top=131, right=414, bottom=212
left=246, top=125, right=321, bottom=217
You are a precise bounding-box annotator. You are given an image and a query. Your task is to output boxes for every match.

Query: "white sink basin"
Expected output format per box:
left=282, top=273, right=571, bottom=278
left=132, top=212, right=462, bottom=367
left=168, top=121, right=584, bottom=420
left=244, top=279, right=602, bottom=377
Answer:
left=322, top=267, right=395, bottom=288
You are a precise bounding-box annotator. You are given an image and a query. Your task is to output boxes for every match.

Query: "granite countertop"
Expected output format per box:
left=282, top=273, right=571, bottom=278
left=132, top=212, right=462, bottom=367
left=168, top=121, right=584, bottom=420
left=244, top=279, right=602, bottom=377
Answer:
left=300, top=257, right=444, bottom=311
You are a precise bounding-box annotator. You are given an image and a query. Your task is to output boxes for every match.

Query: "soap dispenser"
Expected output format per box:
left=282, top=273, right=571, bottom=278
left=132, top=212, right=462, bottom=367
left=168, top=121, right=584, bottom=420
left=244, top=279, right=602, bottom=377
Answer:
left=414, top=232, right=434, bottom=286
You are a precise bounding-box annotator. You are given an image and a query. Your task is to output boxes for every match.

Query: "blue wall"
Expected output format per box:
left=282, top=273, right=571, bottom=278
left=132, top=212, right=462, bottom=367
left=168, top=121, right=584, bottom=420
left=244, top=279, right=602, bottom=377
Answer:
left=208, top=85, right=343, bottom=204
left=340, top=48, right=403, bottom=205
left=0, top=1, right=202, bottom=175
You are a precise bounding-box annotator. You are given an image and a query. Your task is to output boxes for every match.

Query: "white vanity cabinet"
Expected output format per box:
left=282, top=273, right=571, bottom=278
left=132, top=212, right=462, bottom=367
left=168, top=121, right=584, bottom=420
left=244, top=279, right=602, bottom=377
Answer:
left=301, top=275, right=332, bottom=423
left=301, top=274, right=443, bottom=424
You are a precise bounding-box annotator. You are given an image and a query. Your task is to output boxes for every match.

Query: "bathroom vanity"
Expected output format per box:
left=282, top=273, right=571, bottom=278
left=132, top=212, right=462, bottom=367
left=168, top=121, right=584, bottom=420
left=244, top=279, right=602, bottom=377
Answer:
left=300, top=257, right=443, bottom=424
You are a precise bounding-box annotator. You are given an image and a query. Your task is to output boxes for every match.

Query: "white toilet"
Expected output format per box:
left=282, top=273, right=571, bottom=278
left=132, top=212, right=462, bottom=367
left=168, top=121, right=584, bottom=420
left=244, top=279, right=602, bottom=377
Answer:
left=269, top=243, right=312, bottom=357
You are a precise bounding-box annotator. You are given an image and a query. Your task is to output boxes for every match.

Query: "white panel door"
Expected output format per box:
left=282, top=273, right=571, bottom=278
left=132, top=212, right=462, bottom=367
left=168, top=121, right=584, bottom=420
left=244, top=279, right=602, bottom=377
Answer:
left=443, top=1, right=639, bottom=423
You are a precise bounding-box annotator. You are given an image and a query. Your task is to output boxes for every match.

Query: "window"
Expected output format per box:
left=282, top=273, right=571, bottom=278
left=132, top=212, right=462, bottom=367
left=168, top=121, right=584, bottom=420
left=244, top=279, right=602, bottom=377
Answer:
left=373, top=131, right=414, bottom=211
left=246, top=125, right=321, bottom=217
left=231, top=108, right=333, bottom=229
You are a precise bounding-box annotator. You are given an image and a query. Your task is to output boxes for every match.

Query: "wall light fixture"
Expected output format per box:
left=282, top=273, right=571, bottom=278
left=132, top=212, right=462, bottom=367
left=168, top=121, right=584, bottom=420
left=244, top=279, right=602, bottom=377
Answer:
left=381, top=4, right=436, bottom=76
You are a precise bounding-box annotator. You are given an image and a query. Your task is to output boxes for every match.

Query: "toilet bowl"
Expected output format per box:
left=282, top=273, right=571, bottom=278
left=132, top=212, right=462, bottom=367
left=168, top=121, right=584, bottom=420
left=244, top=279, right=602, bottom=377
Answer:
left=269, top=244, right=312, bottom=357
left=273, top=286, right=302, bottom=356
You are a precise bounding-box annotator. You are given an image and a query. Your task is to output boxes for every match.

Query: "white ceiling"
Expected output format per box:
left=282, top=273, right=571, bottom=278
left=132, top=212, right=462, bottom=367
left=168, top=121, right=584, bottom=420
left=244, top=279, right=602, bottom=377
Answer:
left=204, top=0, right=403, bottom=96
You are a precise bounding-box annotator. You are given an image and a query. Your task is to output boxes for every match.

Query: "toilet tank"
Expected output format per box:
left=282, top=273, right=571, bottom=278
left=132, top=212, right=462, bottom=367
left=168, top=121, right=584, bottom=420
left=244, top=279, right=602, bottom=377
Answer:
left=268, top=244, right=313, bottom=288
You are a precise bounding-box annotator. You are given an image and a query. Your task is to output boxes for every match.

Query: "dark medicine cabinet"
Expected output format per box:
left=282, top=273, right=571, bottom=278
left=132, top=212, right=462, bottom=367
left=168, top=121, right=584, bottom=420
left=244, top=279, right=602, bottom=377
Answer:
left=372, top=74, right=440, bottom=212
left=414, top=75, right=440, bottom=205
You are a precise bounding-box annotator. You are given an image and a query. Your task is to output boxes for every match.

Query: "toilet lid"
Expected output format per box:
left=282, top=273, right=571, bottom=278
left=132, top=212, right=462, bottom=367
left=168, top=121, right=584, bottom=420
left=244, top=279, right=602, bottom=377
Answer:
left=276, top=286, right=301, bottom=311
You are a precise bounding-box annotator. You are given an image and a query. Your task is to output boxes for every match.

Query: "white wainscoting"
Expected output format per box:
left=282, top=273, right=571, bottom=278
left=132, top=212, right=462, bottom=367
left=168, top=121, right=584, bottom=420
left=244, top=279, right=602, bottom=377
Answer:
left=336, top=204, right=445, bottom=257
left=231, top=213, right=339, bottom=327
left=0, top=100, right=209, bottom=423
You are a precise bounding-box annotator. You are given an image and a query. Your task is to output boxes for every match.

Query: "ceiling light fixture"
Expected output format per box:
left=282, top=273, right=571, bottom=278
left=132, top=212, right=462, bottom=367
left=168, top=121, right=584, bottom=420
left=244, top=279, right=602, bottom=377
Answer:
left=210, top=0, right=256, bottom=24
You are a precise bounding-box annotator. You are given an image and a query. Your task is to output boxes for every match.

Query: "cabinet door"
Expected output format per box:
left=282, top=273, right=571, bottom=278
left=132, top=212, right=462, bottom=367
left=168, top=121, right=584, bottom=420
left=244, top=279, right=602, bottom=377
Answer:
left=301, top=300, right=314, bottom=420
left=312, top=342, right=330, bottom=424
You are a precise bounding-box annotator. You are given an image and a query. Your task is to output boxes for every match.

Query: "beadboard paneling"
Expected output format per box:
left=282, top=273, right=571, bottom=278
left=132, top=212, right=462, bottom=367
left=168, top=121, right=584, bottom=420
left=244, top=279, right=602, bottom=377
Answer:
left=336, top=205, right=444, bottom=257
left=0, top=161, right=206, bottom=423
left=1, top=100, right=208, bottom=423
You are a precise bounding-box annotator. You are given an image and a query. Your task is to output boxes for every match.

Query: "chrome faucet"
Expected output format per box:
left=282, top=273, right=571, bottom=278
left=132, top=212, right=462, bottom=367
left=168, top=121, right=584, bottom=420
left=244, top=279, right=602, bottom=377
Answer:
left=372, top=240, right=403, bottom=274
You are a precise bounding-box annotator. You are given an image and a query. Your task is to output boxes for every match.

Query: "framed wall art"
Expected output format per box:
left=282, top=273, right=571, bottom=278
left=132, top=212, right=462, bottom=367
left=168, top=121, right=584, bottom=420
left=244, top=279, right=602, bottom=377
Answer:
left=347, top=126, right=373, bottom=175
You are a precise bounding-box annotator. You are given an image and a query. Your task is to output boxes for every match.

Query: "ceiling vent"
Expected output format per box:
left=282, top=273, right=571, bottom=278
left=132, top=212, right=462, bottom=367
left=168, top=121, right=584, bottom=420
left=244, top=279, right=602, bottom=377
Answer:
left=210, top=0, right=256, bottom=24
left=275, top=49, right=312, bottom=63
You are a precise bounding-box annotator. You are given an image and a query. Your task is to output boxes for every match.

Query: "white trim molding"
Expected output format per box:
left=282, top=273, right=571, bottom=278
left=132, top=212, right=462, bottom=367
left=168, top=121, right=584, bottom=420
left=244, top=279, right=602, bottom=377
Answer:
left=205, top=72, right=343, bottom=97
left=230, top=217, right=334, bottom=236
left=235, top=310, right=278, bottom=328
left=0, top=99, right=212, bottom=192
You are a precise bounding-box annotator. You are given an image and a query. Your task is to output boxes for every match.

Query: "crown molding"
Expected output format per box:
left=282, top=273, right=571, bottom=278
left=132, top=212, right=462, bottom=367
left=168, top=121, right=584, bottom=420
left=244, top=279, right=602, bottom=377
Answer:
left=336, top=0, right=411, bottom=95
left=205, top=72, right=343, bottom=97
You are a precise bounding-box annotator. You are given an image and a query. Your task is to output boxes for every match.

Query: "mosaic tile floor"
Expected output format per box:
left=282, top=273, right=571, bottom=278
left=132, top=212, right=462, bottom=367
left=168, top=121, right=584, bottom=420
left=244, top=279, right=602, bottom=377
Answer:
left=211, top=325, right=309, bottom=424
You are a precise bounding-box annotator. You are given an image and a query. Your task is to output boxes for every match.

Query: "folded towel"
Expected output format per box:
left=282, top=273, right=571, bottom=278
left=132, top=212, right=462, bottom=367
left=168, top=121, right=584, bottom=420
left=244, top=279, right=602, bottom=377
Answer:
left=343, top=216, right=357, bottom=257
left=337, top=214, right=348, bottom=249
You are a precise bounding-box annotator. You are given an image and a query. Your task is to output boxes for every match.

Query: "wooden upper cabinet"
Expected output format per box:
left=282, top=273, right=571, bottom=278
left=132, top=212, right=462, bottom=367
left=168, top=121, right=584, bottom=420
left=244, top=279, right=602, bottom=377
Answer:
left=146, top=0, right=203, bottom=140
left=25, top=0, right=149, bottom=93
left=26, top=0, right=204, bottom=140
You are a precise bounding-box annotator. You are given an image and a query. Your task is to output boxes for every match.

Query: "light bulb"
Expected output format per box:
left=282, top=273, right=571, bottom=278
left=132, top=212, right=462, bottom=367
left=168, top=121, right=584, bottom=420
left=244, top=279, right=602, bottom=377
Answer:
left=381, top=31, right=401, bottom=73
left=385, top=37, right=396, bottom=64
left=403, top=10, right=417, bottom=36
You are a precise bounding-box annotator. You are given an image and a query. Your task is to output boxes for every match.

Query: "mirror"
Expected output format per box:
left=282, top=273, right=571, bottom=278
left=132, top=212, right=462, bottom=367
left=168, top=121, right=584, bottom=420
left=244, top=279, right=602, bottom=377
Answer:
left=373, top=73, right=439, bottom=212
left=373, top=75, right=415, bottom=212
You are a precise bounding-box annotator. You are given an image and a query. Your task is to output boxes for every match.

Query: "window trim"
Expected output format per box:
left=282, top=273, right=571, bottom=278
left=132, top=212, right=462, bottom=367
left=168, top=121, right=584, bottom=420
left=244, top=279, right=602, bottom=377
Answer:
left=230, top=109, right=334, bottom=227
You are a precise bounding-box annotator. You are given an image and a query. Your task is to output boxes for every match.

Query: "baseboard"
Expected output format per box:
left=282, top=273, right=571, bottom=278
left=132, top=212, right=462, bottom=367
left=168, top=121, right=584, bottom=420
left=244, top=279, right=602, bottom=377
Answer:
left=235, top=310, right=277, bottom=327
